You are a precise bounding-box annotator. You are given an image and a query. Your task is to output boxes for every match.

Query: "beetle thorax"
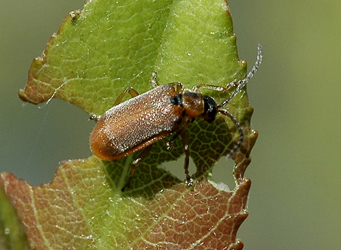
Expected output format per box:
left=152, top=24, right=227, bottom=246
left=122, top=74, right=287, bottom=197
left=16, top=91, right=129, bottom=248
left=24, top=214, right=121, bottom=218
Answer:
left=181, top=90, right=205, bottom=118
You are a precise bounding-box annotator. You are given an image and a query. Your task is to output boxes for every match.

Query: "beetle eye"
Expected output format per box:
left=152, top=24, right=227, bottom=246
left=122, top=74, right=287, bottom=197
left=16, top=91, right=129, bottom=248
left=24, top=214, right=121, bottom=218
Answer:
left=203, top=96, right=218, bottom=122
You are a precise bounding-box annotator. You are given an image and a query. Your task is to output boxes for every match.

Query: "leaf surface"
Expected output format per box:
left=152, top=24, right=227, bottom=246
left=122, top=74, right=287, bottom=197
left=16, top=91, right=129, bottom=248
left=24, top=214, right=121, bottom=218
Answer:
left=3, top=0, right=259, bottom=249
left=1, top=159, right=252, bottom=249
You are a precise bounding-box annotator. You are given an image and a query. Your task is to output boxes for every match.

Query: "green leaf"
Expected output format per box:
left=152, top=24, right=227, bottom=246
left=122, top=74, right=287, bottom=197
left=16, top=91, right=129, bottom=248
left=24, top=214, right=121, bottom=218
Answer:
left=8, top=0, right=259, bottom=248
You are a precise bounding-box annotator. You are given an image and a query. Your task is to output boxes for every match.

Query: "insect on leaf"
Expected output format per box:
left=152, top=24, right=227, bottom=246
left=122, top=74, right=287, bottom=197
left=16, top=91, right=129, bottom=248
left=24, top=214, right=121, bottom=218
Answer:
left=2, top=0, right=259, bottom=248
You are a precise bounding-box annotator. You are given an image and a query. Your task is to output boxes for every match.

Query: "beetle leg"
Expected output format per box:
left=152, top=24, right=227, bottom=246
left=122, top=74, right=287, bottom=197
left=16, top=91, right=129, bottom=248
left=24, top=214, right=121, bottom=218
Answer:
left=89, top=114, right=101, bottom=122
left=151, top=72, right=158, bottom=88
left=122, top=144, right=153, bottom=191
left=114, top=87, right=139, bottom=106
left=88, top=88, right=139, bottom=122
left=151, top=73, right=183, bottom=92
left=166, top=117, right=193, bottom=151
left=175, top=82, right=183, bottom=92
left=196, top=44, right=263, bottom=107
left=192, top=80, right=238, bottom=93
left=180, top=129, right=192, bottom=185
left=168, top=82, right=183, bottom=92
left=166, top=117, right=193, bottom=183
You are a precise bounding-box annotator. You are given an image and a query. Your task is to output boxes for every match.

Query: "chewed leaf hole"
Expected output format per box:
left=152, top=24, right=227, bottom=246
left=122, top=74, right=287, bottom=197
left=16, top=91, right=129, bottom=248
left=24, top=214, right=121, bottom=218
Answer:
left=161, top=155, right=196, bottom=181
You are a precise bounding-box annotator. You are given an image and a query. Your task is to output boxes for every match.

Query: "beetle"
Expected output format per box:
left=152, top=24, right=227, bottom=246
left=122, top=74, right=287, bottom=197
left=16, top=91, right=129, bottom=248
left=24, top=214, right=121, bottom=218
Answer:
left=90, top=44, right=262, bottom=190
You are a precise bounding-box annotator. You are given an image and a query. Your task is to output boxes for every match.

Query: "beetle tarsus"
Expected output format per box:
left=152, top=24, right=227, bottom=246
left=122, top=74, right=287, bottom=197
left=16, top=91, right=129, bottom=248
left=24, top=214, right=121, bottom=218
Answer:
left=89, top=114, right=101, bottom=122
left=121, top=177, right=132, bottom=192
left=186, top=178, right=194, bottom=187
left=166, top=141, right=173, bottom=151
left=151, top=72, right=158, bottom=88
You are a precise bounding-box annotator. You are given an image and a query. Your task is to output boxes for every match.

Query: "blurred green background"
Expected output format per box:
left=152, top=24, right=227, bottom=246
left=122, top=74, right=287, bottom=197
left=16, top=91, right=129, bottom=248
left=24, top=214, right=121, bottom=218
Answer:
left=1, top=1, right=340, bottom=249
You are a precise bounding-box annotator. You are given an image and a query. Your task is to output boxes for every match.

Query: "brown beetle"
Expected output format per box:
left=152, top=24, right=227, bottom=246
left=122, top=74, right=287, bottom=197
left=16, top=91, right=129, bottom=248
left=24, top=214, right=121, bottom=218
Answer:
left=90, top=45, right=262, bottom=190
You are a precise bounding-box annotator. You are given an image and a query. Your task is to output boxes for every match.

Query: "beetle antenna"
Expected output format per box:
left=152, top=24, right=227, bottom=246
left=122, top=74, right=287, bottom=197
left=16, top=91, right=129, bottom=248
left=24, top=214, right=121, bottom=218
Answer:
left=240, top=44, right=263, bottom=90
left=218, top=109, right=244, bottom=159
left=218, top=44, right=263, bottom=108
left=216, top=44, right=262, bottom=158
